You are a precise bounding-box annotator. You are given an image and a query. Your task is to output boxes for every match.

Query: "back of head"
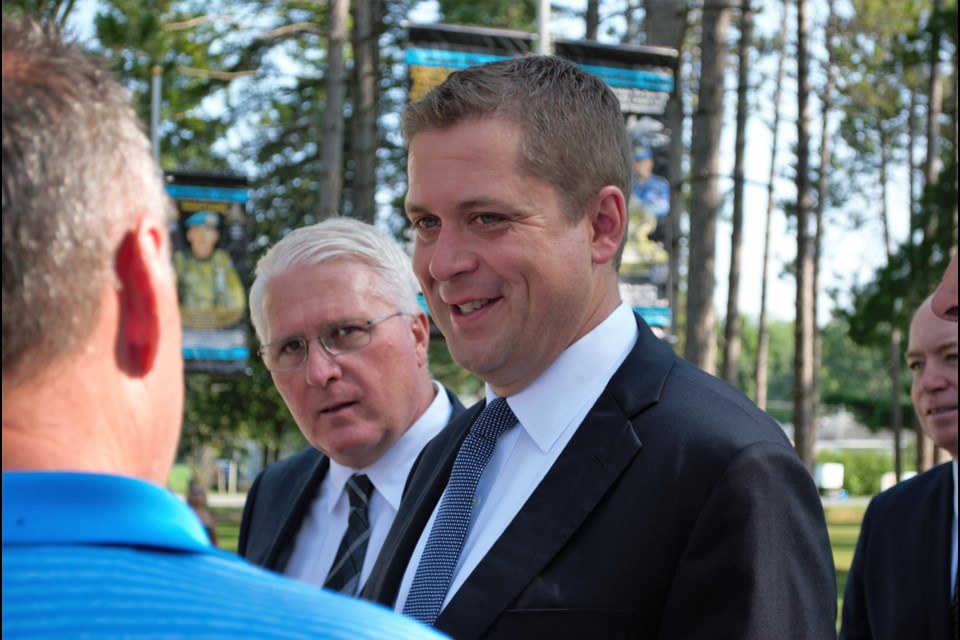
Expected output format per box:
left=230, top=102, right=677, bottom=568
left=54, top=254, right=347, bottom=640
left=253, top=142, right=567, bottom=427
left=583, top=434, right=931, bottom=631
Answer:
left=401, top=55, right=632, bottom=222
left=2, top=17, right=170, bottom=383
left=249, top=217, right=422, bottom=343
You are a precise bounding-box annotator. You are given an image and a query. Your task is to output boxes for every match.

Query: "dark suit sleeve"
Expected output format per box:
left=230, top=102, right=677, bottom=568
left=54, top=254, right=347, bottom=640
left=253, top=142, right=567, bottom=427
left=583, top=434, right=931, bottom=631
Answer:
left=839, top=497, right=874, bottom=640
left=659, top=441, right=838, bottom=640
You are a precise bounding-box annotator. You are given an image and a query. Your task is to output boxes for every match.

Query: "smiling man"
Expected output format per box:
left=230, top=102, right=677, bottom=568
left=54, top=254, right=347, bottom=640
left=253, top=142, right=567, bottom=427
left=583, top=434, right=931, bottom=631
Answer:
left=362, top=55, right=837, bottom=639
left=238, top=218, right=464, bottom=597
left=841, top=296, right=958, bottom=640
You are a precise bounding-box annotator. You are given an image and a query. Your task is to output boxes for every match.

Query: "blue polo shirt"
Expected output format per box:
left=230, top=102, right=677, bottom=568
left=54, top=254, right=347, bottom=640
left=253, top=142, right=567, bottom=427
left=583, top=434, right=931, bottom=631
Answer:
left=2, top=472, right=446, bottom=639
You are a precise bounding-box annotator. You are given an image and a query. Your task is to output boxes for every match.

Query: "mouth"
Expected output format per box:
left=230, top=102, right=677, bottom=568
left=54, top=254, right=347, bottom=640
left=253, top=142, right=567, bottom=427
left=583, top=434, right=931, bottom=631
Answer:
left=450, top=298, right=496, bottom=316
left=927, top=405, right=958, bottom=416
left=321, top=401, right=356, bottom=415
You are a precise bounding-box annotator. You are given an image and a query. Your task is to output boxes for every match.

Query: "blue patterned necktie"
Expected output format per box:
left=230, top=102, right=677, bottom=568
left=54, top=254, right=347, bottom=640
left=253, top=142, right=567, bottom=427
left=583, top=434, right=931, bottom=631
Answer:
left=402, top=397, right=517, bottom=625
left=323, top=474, right=375, bottom=595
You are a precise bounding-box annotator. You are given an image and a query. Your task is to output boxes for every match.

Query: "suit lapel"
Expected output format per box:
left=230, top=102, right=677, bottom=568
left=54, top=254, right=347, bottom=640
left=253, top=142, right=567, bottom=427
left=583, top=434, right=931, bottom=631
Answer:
left=923, top=463, right=953, bottom=639
left=436, top=396, right=643, bottom=638
left=363, top=402, right=481, bottom=606
left=435, top=315, right=674, bottom=639
left=264, top=454, right=330, bottom=571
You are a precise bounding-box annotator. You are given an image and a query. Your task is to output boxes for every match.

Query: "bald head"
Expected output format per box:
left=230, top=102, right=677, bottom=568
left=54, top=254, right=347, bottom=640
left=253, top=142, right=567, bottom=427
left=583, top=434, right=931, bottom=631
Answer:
left=906, top=297, right=958, bottom=459
left=931, top=251, right=957, bottom=322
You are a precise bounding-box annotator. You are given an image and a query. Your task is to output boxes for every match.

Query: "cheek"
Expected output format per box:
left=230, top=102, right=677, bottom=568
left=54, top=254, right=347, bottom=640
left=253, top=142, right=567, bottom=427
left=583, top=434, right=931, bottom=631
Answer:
left=411, top=248, right=433, bottom=281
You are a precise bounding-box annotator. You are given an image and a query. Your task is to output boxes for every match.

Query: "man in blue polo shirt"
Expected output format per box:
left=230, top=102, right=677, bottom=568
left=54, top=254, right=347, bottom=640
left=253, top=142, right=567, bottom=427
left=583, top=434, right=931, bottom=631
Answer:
left=1, top=16, right=443, bottom=640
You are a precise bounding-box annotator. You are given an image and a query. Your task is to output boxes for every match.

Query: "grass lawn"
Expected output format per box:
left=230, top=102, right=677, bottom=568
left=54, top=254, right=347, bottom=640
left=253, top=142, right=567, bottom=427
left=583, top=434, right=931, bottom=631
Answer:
left=211, top=505, right=244, bottom=553
left=210, top=498, right=868, bottom=626
left=825, top=503, right=867, bottom=630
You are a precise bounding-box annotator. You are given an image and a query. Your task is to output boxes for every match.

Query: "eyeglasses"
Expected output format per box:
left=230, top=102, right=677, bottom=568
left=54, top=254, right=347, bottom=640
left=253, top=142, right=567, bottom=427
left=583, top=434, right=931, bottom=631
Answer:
left=259, top=311, right=405, bottom=372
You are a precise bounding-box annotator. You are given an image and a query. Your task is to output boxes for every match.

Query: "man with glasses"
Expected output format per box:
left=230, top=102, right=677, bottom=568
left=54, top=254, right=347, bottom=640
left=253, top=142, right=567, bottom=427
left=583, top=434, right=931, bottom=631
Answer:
left=238, top=218, right=465, bottom=597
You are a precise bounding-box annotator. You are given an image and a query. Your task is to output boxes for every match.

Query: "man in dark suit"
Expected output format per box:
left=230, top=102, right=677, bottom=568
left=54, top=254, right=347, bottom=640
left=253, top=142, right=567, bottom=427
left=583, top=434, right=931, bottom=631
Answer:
left=840, top=295, right=958, bottom=640
left=362, top=55, right=837, bottom=639
left=239, top=218, right=465, bottom=596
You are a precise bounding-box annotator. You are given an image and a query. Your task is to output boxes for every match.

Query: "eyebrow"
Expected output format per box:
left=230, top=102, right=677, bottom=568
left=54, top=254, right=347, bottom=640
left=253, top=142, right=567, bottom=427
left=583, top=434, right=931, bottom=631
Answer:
left=406, top=197, right=520, bottom=217
left=905, top=338, right=958, bottom=360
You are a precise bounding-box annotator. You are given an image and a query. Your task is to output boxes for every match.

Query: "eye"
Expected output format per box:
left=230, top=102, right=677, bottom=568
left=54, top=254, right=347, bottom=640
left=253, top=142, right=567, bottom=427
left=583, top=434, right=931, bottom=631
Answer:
left=279, top=338, right=306, bottom=356
left=412, top=215, right=440, bottom=231
left=330, top=322, right=365, bottom=338
left=475, top=212, right=505, bottom=225
left=907, top=360, right=924, bottom=372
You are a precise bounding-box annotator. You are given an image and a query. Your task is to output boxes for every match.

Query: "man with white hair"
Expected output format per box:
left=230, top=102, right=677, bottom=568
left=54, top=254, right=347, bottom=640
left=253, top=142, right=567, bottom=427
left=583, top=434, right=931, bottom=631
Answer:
left=239, top=218, right=465, bottom=597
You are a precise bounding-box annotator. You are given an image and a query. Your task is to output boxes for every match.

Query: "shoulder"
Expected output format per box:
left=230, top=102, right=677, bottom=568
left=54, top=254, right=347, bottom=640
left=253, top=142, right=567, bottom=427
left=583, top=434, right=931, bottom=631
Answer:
left=3, top=544, right=441, bottom=639
left=258, top=447, right=325, bottom=483
left=865, top=462, right=953, bottom=519
left=197, top=552, right=442, bottom=639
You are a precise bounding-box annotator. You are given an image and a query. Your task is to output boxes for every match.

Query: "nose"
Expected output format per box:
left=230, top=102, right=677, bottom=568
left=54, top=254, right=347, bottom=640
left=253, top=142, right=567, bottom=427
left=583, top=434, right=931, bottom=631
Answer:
left=304, top=339, right=342, bottom=388
left=426, top=226, right=476, bottom=282
left=919, top=360, right=949, bottom=392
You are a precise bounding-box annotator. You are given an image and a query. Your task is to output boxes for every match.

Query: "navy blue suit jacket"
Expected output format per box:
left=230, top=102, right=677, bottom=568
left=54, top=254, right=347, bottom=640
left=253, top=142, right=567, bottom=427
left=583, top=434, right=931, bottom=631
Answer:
left=363, top=314, right=837, bottom=639
left=840, top=461, right=955, bottom=640
left=238, top=386, right=466, bottom=572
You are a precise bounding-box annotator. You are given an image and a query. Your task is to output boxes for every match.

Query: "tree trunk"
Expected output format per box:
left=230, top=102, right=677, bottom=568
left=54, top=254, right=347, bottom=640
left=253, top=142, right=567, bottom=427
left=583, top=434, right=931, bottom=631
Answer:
left=585, top=0, right=599, bottom=40
left=878, top=135, right=905, bottom=481
left=792, top=0, right=816, bottom=473
left=644, top=0, right=688, bottom=339
left=721, top=0, right=753, bottom=385
left=812, top=0, right=836, bottom=474
left=318, top=0, right=349, bottom=220
left=916, top=0, right=943, bottom=473
left=350, top=0, right=381, bottom=223
left=756, top=0, right=790, bottom=411
left=686, top=0, right=731, bottom=374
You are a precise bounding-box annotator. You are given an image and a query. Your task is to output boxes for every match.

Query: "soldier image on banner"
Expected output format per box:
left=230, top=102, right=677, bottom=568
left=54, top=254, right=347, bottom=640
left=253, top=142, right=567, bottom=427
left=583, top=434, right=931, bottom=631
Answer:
left=621, top=116, right=670, bottom=283
left=174, top=210, right=245, bottom=331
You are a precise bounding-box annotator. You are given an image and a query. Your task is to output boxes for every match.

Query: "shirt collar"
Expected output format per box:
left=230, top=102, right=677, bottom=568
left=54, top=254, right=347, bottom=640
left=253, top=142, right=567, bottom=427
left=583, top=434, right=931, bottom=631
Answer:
left=490, top=302, right=638, bottom=452
left=327, top=381, right=452, bottom=512
left=2, top=471, right=210, bottom=552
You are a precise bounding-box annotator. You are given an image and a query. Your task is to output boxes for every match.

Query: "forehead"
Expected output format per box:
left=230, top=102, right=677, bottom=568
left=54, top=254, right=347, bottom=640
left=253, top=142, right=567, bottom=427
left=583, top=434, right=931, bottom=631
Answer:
left=262, top=259, right=387, bottom=336
left=908, top=305, right=958, bottom=352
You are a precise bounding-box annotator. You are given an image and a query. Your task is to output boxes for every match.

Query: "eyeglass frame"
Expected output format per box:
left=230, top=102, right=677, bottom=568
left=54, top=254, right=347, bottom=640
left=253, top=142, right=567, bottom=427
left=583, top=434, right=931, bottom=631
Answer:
left=258, top=311, right=406, bottom=372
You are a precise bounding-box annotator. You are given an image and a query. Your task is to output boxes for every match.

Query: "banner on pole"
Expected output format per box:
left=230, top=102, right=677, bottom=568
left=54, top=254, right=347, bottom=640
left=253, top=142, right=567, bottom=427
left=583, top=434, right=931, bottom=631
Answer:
left=165, top=171, right=250, bottom=373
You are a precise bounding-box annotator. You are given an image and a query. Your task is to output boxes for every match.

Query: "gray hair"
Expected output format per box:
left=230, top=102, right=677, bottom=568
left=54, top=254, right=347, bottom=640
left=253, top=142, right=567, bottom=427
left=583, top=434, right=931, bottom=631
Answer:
left=249, top=218, right=422, bottom=344
left=2, top=17, right=172, bottom=380
left=401, top=55, right=632, bottom=223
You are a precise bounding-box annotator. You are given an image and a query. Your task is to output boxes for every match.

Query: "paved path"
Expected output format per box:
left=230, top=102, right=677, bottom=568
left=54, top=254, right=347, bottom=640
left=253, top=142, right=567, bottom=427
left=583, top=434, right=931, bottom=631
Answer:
left=207, top=492, right=248, bottom=508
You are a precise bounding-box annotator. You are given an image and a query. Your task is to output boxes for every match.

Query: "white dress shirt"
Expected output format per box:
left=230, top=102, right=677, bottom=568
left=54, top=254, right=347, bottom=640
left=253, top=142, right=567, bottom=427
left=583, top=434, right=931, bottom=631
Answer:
left=395, top=302, right=638, bottom=612
left=285, top=381, right=452, bottom=590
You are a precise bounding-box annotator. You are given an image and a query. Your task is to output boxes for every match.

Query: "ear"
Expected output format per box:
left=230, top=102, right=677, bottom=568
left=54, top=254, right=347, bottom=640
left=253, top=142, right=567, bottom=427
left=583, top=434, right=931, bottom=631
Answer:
left=588, top=185, right=626, bottom=266
left=115, top=217, right=165, bottom=375
left=410, top=309, right=431, bottom=368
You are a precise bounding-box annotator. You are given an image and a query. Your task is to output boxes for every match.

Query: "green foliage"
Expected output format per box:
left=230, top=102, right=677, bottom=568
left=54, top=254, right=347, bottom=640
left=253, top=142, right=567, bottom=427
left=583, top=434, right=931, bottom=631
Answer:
left=734, top=315, right=794, bottom=408
left=819, top=320, right=914, bottom=431
left=838, top=0, right=958, bottom=355
left=1, top=0, right=79, bottom=26
left=167, top=462, right=191, bottom=494
left=818, top=448, right=916, bottom=496
left=438, top=0, right=536, bottom=31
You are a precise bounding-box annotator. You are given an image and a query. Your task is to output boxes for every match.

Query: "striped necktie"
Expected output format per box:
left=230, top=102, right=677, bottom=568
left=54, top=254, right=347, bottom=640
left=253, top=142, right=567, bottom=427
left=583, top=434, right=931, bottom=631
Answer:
left=323, top=474, right=375, bottom=595
left=402, top=397, right=517, bottom=625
